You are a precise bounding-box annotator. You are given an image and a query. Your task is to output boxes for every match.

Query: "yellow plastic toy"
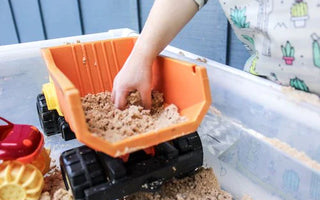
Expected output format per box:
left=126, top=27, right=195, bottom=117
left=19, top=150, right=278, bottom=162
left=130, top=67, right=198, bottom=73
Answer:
left=0, top=117, right=51, bottom=200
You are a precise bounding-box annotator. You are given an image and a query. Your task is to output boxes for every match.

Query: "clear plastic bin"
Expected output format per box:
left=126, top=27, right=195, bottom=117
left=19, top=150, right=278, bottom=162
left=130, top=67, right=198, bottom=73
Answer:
left=164, top=46, right=320, bottom=200
left=0, top=28, right=319, bottom=200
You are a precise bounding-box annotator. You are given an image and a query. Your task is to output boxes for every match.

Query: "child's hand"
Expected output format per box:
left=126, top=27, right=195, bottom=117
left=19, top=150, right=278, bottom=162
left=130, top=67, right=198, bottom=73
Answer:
left=112, top=0, right=198, bottom=110
left=112, top=54, right=153, bottom=110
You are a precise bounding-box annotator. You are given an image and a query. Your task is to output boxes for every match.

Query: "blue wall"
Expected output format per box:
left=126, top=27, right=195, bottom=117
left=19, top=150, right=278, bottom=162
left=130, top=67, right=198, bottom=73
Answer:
left=0, top=0, right=249, bottom=69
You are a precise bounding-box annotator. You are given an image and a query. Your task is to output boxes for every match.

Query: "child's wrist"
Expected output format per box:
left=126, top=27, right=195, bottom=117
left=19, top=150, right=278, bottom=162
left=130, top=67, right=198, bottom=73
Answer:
left=131, top=46, right=156, bottom=67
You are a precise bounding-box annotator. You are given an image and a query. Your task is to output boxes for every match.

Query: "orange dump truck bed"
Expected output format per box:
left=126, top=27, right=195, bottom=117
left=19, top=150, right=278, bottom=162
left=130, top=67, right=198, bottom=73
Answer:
left=41, top=37, right=211, bottom=157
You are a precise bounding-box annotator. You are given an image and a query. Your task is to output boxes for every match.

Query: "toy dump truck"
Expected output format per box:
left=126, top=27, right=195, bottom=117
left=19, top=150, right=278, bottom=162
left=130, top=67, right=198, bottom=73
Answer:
left=37, top=37, right=211, bottom=200
left=0, top=117, right=51, bottom=200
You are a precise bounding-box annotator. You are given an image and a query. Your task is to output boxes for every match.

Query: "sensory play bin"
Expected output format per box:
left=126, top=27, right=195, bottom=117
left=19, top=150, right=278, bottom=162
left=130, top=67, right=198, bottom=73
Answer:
left=1, top=29, right=319, bottom=200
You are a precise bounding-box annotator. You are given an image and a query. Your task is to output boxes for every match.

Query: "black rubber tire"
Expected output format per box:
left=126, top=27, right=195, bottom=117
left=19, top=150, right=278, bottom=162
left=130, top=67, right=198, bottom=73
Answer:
left=173, top=132, right=202, bottom=153
left=96, top=152, right=127, bottom=181
left=36, top=93, right=59, bottom=136
left=60, top=146, right=106, bottom=200
left=173, top=132, right=203, bottom=179
left=58, top=116, right=76, bottom=140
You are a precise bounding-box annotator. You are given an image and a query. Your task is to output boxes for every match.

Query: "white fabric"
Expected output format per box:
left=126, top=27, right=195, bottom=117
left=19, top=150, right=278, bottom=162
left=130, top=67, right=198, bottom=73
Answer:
left=218, top=0, right=320, bottom=95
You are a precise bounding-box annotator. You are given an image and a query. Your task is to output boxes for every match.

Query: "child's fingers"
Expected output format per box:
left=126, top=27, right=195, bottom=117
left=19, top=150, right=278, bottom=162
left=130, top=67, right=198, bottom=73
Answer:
left=114, top=89, right=130, bottom=110
left=111, top=87, right=116, bottom=103
left=140, top=88, right=152, bottom=110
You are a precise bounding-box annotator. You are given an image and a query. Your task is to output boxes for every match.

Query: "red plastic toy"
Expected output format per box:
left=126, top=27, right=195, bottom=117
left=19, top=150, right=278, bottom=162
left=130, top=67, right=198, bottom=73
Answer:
left=0, top=117, right=43, bottom=163
left=0, top=117, right=51, bottom=200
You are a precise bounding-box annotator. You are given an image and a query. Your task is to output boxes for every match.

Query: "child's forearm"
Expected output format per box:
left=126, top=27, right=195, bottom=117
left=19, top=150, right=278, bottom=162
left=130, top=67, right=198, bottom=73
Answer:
left=131, top=0, right=199, bottom=63
left=112, top=0, right=200, bottom=109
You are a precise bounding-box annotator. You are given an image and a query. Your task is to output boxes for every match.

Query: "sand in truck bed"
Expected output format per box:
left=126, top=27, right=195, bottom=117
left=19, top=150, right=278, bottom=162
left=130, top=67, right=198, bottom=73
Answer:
left=81, top=91, right=186, bottom=143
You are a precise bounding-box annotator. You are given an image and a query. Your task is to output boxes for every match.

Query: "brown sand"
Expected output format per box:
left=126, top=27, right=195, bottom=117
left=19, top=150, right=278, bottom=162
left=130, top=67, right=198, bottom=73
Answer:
left=40, top=166, right=73, bottom=200
left=126, top=168, right=232, bottom=200
left=281, top=86, right=320, bottom=106
left=40, top=167, right=232, bottom=200
left=196, top=57, right=208, bottom=63
left=232, top=121, right=320, bottom=171
left=266, top=138, right=320, bottom=171
left=241, top=195, right=254, bottom=200
left=81, top=91, right=186, bottom=143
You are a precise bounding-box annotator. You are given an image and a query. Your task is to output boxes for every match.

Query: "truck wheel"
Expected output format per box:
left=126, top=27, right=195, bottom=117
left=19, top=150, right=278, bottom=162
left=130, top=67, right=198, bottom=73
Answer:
left=0, top=161, right=44, bottom=200
left=60, top=146, right=106, bottom=199
left=36, top=93, right=59, bottom=136
left=58, top=117, right=76, bottom=141
left=173, top=132, right=203, bottom=179
left=173, top=132, right=202, bottom=153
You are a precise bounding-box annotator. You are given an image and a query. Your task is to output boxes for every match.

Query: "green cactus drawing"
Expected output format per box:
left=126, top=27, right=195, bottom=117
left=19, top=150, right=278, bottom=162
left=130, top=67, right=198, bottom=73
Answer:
left=311, top=33, right=320, bottom=68
left=242, top=35, right=255, bottom=47
left=242, top=35, right=255, bottom=53
left=290, top=77, right=309, bottom=92
left=282, top=170, right=300, bottom=192
left=281, top=41, right=295, bottom=65
left=291, top=1, right=308, bottom=17
left=291, top=1, right=309, bottom=27
left=230, top=7, right=250, bottom=29
left=281, top=41, right=295, bottom=57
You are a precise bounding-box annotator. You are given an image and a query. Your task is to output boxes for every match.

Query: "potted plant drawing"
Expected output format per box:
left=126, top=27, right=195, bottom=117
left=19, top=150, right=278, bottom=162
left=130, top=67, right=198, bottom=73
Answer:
left=291, top=0, right=309, bottom=28
left=281, top=41, right=295, bottom=65
left=311, top=33, right=320, bottom=68
left=290, top=77, right=309, bottom=92
left=230, top=7, right=250, bottom=29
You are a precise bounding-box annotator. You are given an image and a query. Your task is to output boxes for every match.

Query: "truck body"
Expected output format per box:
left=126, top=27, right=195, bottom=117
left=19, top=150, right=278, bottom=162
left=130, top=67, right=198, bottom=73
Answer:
left=40, top=37, right=211, bottom=157
left=38, top=36, right=211, bottom=200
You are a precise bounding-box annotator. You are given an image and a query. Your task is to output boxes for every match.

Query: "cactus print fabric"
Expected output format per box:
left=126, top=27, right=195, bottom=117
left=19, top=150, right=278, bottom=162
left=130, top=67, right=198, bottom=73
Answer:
left=218, top=0, right=320, bottom=95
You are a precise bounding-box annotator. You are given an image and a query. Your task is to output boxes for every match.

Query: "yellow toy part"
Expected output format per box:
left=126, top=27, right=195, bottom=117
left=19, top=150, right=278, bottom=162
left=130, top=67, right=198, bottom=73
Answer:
left=0, top=161, right=44, bottom=200
left=31, top=148, right=51, bottom=175
left=42, top=78, right=63, bottom=116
